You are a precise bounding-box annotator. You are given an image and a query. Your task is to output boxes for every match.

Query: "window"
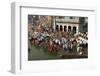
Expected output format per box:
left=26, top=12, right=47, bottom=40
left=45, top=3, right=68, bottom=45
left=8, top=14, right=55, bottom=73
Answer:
left=56, top=25, right=59, bottom=32
left=60, top=25, right=63, bottom=31
left=64, top=26, right=67, bottom=32
left=70, top=17, right=73, bottom=19
left=68, top=26, right=71, bottom=32
left=73, top=26, right=76, bottom=33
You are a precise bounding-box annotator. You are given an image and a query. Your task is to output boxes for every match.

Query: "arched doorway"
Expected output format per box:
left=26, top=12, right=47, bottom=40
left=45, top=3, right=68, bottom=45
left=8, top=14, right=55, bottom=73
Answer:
left=60, top=25, right=63, bottom=31
left=73, top=26, right=76, bottom=33
left=68, top=26, right=71, bottom=32
left=56, top=25, right=59, bottom=32
left=64, top=26, right=67, bottom=32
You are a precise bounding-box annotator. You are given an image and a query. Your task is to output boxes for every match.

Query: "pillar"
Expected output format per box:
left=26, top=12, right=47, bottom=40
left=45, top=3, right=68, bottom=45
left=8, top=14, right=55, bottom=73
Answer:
left=76, top=25, right=79, bottom=33
left=53, top=17, right=56, bottom=32
left=71, top=26, right=73, bottom=32
left=62, top=25, right=64, bottom=32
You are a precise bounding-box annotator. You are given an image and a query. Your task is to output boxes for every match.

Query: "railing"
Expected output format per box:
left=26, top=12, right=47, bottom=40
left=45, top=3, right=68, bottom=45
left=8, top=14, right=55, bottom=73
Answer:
left=56, top=19, right=79, bottom=23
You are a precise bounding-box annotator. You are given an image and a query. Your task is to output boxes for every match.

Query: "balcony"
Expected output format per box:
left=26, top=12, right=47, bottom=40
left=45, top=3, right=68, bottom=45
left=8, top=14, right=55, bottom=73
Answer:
left=55, top=19, right=79, bottom=23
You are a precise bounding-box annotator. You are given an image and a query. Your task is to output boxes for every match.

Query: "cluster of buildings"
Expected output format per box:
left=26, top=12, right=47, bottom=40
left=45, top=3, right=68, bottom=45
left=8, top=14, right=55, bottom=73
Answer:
left=28, top=15, right=88, bottom=34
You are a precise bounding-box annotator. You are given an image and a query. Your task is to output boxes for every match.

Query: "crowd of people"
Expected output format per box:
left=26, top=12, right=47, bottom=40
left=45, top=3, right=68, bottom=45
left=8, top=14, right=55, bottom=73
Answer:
left=28, top=25, right=88, bottom=57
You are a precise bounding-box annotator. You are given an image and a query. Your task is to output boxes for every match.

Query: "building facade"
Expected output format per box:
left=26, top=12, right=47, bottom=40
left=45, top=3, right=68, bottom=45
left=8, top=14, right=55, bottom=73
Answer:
left=53, top=16, right=80, bottom=33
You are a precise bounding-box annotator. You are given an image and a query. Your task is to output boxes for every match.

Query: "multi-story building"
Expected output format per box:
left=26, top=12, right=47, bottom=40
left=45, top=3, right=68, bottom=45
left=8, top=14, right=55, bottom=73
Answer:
left=53, top=16, right=80, bottom=33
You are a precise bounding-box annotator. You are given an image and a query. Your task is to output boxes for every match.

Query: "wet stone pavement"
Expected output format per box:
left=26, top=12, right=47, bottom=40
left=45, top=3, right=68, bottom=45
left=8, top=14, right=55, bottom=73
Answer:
left=28, top=45, right=88, bottom=61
